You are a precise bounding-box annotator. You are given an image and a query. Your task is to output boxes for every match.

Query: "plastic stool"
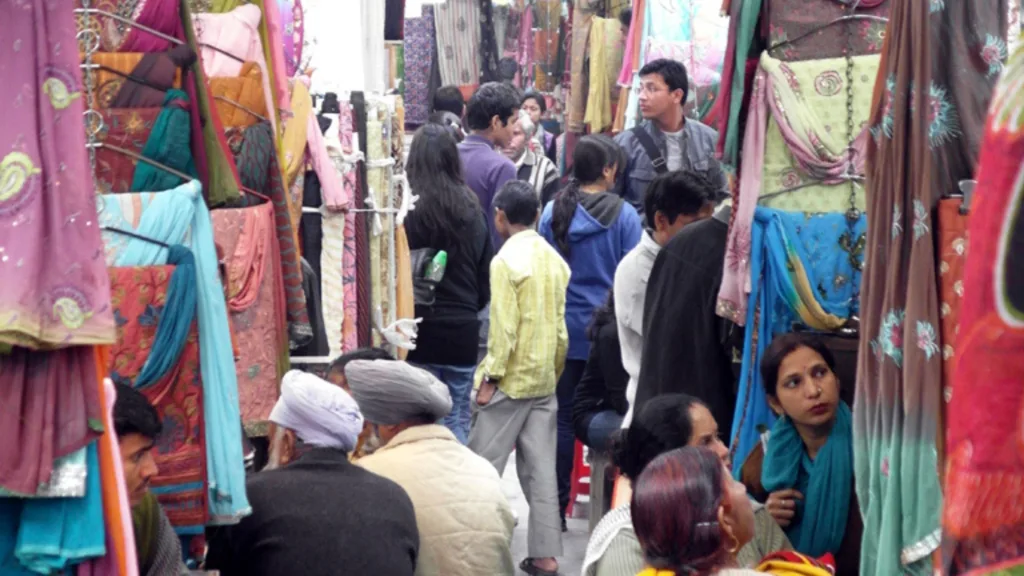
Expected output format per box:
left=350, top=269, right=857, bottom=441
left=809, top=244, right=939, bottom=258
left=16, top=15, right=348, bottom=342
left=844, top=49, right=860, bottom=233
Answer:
left=566, top=441, right=591, bottom=518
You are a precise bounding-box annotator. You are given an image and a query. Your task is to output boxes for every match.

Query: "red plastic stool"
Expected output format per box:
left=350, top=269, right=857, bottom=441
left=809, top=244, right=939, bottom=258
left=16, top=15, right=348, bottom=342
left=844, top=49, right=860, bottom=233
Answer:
left=566, top=440, right=591, bottom=518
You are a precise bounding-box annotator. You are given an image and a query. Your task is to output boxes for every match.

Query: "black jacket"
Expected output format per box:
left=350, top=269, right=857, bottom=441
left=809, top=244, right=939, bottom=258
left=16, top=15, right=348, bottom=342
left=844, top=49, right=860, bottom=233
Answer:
left=205, top=448, right=419, bottom=576
left=405, top=208, right=493, bottom=366
left=636, top=210, right=742, bottom=436
left=572, top=319, right=630, bottom=442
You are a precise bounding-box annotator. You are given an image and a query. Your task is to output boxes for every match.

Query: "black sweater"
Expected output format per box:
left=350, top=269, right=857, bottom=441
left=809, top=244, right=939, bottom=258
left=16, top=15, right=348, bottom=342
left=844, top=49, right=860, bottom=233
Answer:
left=636, top=211, right=742, bottom=436
left=404, top=208, right=493, bottom=366
left=205, top=448, right=419, bottom=576
left=572, top=319, right=630, bottom=442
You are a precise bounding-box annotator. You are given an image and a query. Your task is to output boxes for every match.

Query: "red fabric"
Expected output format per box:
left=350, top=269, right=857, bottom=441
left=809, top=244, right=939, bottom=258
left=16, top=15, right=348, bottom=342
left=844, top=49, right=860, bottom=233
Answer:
left=94, top=108, right=161, bottom=194
left=944, top=78, right=1024, bottom=573
left=108, top=265, right=208, bottom=530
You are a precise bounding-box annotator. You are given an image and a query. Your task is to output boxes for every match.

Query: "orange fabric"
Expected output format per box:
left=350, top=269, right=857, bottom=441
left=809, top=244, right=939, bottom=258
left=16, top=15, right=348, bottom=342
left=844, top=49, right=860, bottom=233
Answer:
left=395, top=225, right=414, bottom=361
left=94, top=346, right=128, bottom=576
left=611, top=474, right=632, bottom=509
left=86, top=52, right=182, bottom=105
left=209, top=62, right=270, bottom=129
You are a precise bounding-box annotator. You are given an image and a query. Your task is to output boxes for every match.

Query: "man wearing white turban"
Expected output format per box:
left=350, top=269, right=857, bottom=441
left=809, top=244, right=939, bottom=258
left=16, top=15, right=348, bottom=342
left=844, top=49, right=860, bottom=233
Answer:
left=205, top=371, right=421, bottom=576
left=347, top=360, right=516, bottom=576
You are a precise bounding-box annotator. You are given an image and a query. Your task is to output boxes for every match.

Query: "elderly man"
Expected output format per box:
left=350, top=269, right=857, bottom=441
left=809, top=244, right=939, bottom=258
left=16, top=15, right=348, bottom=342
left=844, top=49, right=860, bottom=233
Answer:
left=205, top=371, right=419, bottom=576
left=504, top=110, right=561, bottom=206
left=347, top=360, right=516, bottom=576
left=113, top=383, right=189, bottom=576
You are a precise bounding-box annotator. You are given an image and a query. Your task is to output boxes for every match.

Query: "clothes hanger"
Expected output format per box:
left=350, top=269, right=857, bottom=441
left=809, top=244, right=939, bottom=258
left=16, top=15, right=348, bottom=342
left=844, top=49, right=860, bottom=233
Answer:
left=197, top=42, right=246, bottom=64
left=757, top=173, right=864, bottom=204
left=946, top=179, right=977, bottom=215
left=240, top=186, right=272, bottom=204
left=82, top=63, right=171, bottom=94
left=768, top=13, right=889, bottom=55
left=89, top=141, right=192, bottom=185
left=100, top=225, right=170, bottom=249
left=214, top=95, right=269, bottom=123
left=74, top=8, right=185, bottom=46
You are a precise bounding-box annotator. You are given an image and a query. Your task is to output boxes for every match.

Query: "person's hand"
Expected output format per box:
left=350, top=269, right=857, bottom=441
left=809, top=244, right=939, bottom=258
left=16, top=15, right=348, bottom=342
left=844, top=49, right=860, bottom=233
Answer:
left=765, top=489, right=803, bottom=528
left=476, top=381, right=497, bottom=406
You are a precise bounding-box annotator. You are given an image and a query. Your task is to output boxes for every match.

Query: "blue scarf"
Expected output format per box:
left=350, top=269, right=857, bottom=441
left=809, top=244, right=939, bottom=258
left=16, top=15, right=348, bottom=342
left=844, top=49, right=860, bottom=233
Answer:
left=134, top=245, right=197, bottom=390
left=761, top=401, right=853, bottom=557
left=131, top=89, right=197, bottom=192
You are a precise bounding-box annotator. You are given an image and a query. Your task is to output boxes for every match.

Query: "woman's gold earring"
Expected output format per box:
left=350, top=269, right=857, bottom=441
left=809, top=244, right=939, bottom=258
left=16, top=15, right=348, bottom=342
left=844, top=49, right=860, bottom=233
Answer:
left=726, top=533, right=740, bottom=555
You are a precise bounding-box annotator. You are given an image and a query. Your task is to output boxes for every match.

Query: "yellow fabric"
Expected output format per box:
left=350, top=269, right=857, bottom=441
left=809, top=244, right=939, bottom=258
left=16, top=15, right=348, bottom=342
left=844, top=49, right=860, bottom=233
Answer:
left=281, top=79, right=311, bottom=187
left=209, top=62, right=269, bottom=129
left=754, top=558, right=832, bottom=576
left=395, top=225, right=414, bottom=361
left=584, top=17, right=622, bottom=133
left=637, top=569, right=675, bottom=576
left=475, top=229, right=571, bottom=399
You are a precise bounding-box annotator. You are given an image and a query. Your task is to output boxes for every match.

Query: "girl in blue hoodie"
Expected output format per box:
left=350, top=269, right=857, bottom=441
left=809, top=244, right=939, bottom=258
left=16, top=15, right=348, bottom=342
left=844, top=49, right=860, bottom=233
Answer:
left=539, top=134, right=642, bottom=525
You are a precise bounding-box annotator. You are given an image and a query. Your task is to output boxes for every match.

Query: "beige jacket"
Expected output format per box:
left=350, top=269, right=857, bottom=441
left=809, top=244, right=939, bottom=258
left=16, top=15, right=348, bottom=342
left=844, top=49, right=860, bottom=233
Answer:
left=356, top=425, right=515, bottom=576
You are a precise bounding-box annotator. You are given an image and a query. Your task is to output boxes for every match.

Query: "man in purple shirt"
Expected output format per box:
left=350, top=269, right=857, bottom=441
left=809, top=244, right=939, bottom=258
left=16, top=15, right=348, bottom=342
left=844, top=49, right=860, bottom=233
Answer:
left=458, top=82, right=521, bottom=250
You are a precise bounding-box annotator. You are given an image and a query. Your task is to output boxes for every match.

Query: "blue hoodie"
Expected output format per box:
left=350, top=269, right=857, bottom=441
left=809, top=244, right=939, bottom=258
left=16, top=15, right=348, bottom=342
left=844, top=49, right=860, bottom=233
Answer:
left=539, top=192, right=643, bottom=360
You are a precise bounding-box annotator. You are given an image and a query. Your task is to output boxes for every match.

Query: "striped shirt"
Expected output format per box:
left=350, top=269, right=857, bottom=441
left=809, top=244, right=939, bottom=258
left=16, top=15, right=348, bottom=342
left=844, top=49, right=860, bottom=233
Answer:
left=475, top=229, right=571, bottom=399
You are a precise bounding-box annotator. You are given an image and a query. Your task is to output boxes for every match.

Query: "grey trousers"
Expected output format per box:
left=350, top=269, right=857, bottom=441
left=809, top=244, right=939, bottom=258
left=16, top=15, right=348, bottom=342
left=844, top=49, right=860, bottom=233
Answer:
left=469, top=390, right=563, bottom=559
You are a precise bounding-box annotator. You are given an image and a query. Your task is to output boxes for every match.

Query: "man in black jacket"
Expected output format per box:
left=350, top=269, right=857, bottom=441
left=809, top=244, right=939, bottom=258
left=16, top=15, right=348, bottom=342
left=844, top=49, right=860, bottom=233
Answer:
left=205, top=371, right=419, bottom=576
left=635, top=205, right=742, bottom=438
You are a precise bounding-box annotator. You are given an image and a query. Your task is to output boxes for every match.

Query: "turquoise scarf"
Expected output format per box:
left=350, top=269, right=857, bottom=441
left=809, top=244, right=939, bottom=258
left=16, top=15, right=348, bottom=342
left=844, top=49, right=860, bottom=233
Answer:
left=131, top=89, right=197, bottom=192
left=761, top=401, right=853, bottom=557
left=134, top=245, right=197, bottom=389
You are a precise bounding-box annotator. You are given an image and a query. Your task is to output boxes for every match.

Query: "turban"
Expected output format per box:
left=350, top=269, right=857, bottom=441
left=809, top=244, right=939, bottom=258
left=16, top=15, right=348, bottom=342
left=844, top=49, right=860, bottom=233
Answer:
left=269, top=370, right=364, bottom=451
left=345, top=360, right=453, bottom=425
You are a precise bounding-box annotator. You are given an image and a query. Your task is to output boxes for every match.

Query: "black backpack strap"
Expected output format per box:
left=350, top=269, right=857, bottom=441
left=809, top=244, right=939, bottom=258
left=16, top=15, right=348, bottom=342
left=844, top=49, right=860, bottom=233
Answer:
left=630, top=126, right=668, bottom=174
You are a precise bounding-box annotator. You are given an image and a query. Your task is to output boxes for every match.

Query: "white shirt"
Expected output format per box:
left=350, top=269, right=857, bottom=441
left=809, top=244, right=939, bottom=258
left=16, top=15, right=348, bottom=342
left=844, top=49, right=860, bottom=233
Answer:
left=664, top=129, right=684, bottom=171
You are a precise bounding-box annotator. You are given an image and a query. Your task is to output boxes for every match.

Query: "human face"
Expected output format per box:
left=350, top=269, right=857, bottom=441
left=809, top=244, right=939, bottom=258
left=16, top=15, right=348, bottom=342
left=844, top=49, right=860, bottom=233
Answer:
left=119, top=433, right=159, bottom=506
left=688, top=403, right=730, bottom=470
left=326, top=367, right=349, bottom=392
left=521, top=97, right=543, bottom=125
left=769, top=346, right=840, bottom=428
left=490, top=109, right=520, bottom=149
left=494, top=208, right=511, bottom=240
left=637, top=72, right=683, bottom=122
left=503, top=121, right=529, bottom=162
left=718, top=462, right=756, bottom=550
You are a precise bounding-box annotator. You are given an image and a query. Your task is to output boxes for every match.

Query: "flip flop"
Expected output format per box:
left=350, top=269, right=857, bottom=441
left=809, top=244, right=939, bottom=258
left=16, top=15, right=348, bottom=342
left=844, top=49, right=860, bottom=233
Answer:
left=519, top=558, right=559, bottom=576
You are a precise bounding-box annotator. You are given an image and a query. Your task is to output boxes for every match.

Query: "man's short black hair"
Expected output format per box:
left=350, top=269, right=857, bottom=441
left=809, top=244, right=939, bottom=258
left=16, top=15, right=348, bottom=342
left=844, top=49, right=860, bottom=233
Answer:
left=494, top=180, right=541, bottom=226
left=521, top=91, right=546, bottom=115
left=113, top=383, right=162, bottom=440
left=643, top=170, right=715, bottom=229
left=433, top=85, right=466, bottom=117
left=639, top=59, right=689, bottom=104
left=328, top=347, right=395, bottom=378
left=466, top=82, right=521, bottom=131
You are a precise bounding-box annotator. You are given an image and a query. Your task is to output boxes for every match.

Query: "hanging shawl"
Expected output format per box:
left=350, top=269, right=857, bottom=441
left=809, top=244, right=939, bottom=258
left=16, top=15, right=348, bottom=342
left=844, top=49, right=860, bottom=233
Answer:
left=718, top=52, right=875, bottom=326
left=209, top=62, right=270, bottom=130
left=133, top=246, right=198, bottom=390
left=719, top=0, right=763, bottom=165
left=131, top=89, right=197, bottom=192
left=730, top=207, right=865, bottom=474
left=98, top=181, right=251, bottom=523
left=108, top=45, right=196, bottom=109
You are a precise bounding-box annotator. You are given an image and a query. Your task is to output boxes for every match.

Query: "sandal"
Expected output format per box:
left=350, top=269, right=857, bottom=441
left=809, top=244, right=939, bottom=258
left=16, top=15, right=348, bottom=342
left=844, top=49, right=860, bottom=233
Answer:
left=519, top=558, right=559, bottom=576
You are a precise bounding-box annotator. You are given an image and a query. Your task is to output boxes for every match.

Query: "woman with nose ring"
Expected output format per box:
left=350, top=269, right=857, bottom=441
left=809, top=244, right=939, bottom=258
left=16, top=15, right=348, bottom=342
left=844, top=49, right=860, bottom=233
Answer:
left=740, top=333, right=861, bottom=575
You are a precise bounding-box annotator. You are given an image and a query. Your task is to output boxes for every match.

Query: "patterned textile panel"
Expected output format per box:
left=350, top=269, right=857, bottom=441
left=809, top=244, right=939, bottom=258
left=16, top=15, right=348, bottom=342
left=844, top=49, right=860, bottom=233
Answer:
left=339, top=102, right=359, bottom=353
left=765, top=0, right=890, bottom=62
left=760, top=55, right=878, bottom=213
left=403, top=6, right=435, bottom=126
left=85, top=52, right=183, bottom=107
left=434, top=0, right=482, bottom=92
left=94, top=108, right=161, bottom=194
left=108, top=265, right=208, bottom=531
left=208, top=62, right=270, bottom=129
left=212, top=206, right=287, bottom=435
left=367, top=107, right=387, bottom=345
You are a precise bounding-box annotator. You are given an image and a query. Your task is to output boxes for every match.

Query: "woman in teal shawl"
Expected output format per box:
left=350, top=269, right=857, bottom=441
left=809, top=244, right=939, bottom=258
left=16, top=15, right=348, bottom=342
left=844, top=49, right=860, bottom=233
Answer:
left=738, top=332, right=861, bottom=575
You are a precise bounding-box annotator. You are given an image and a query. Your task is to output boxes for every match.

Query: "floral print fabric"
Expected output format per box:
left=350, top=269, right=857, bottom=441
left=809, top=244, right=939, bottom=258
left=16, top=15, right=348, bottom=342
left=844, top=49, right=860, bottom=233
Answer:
left=764, top=0, right=891, bottom=62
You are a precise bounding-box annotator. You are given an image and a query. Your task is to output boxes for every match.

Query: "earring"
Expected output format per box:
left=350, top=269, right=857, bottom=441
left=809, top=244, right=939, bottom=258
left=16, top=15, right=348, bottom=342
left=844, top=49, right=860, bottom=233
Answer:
left=725, top=533, right=740, bottom=555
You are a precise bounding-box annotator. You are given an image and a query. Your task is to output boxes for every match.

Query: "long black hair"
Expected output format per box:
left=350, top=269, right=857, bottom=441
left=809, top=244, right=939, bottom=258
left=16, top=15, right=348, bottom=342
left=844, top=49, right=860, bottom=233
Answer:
left=405, top=124, right=482, bottom=252
left=586, top=289, right=616, bottom=341
left=551, top=134, right=622, bottom=255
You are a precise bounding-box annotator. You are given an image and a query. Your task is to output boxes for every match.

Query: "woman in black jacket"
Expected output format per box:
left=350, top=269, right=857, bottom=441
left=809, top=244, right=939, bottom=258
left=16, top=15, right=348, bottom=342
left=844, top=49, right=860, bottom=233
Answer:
left=572, top=290, right=629, bottom=452
left=404, top=124, right=493, bottom=445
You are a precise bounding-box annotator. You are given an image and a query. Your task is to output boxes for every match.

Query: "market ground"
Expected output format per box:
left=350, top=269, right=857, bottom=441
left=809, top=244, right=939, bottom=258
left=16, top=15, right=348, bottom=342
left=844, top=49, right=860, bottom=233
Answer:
left=503, top=458, right=589, bottom=575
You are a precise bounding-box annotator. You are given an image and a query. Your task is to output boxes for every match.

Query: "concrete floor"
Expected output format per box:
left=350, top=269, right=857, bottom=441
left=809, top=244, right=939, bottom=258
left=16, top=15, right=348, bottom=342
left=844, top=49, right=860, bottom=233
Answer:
left=502, top=458, right=590, bottom=576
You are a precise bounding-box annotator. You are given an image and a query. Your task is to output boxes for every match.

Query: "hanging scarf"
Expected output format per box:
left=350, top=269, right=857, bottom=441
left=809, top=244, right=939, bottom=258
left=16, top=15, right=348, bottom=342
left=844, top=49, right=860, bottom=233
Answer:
left=762, top=402, right=853, bottom=558
left=134, top=245, right=197, bottom=390
left=756, top=551, right=836, bottom=576
left=131, top=89, right=197, bottom=192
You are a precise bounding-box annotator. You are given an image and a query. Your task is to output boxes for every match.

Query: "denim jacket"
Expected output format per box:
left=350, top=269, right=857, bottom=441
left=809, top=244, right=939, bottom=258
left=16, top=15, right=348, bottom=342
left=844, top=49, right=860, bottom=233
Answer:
left=613, top=119, right=728, bottom=214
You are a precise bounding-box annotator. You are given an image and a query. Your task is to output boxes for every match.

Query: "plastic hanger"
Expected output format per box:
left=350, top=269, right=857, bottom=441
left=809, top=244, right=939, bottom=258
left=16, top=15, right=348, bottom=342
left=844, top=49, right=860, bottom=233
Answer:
left=89, top=141, right=192, bottom=186
left=74, top=8, right=184, bottom=46
left=214, top=95, right=269, bottom=123
left=101, top=225, right=170, bottom=248
left=768, top=13, right=889, bottom=55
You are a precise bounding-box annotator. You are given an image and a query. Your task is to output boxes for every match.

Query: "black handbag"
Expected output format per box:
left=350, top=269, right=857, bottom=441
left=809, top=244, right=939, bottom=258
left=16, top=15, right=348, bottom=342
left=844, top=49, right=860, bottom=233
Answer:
left=410, top=247, right=441, bottom=306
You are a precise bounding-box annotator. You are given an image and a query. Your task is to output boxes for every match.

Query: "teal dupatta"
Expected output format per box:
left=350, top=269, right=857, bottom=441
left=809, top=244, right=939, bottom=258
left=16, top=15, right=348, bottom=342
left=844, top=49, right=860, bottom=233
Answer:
left=762, top=401, right=854, bottom=557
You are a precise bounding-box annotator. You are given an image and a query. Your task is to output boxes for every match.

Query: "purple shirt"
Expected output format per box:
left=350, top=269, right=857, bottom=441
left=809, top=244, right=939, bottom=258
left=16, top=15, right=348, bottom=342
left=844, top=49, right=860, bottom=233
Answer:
left=458, top=134, right=517, bottom=248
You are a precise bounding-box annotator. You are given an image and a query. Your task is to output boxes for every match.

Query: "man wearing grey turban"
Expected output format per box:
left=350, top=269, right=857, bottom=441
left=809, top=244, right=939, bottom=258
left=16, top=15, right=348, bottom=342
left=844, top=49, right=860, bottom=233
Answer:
left=347, top=360, right=516, bottom=576
left=205, top=371, right=420, bottom=576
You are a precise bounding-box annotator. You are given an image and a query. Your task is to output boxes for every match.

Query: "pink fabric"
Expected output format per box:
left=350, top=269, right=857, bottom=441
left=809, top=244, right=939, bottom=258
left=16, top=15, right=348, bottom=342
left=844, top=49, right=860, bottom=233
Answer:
left=106, top=378, right=139, bottom=576
left=518, top=8, right=535, bottom=77
left=194, top=5, right=279, bottom=135
left=298, top=77, right=349, bottom=211
left=338, top=103, right=358, bottom=353
left=616, top=1, right=641, bottom=86
left=717, top=63, right=870, bottom=325
left=260, top=0, right=292, bottom=115
left=119, top=0, right=181, bottom=53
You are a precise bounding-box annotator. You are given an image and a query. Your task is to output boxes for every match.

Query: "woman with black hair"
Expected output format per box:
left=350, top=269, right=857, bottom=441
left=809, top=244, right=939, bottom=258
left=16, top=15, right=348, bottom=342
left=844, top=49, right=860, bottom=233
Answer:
left=573, top=290, right=629, bottom=452
left=521, top=92, right=557, bottom=162
left=581, top=395, right=790, bottom=576
left=403, top=123, right=494, bottom=444
left=539, top=133, right=642, bottom=527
